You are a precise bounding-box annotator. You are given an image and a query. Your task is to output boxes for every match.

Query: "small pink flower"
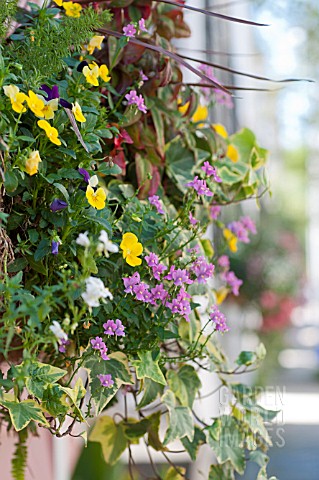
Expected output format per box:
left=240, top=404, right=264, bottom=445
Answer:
left=123, top=24, right=137, bottom=37
left=138, top=18, right=148, bottom=33
left=189, top=212, right=198, bottom=226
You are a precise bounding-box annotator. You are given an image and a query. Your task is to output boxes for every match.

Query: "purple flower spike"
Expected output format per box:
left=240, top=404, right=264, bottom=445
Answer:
left=78, top=168, right=90, bottom=183
left=51, top=241, right=60, bottom=255
left=50, top=199, right=68, bottom=212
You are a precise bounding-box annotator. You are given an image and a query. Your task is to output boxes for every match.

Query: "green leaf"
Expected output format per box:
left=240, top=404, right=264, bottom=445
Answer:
left=163, top=466, right=186, bottom=480
left=34, top=238, right=51, bottom=261
left=19, top=361, right=66, bottom=400
left=132, top=351, right=166, bottom=386
left=98, top=163, right=122, bottom=175
left=123, top=418, right=150, bottom=443
left=207, top=416, right=245, bottom=474
left=200, top=238, right=214, bottom=258
left=181, top=426, right=206, bottom=461
left=7, top=257, right=28, bottom=273
left=167, top=365, right=201, bottom=408
left=0, top=399, right=49, bottom=431
left=209, top=462, right=235, bottom=480
left=84, top=352, right=134, bottom=415
left=147, top=412, right=167, bottom=452
left=165, top=137, right=195, bottom=193
left=162, top=390, right=194, bottom=444
left=137, top=378, right=164, bottom=410
left=42, top=384, right=69, bottom=417
left=89, top=416, right=127, bottom=465
left=235, top=351, right=255, bottom=366
left=4, top=170, right=18, bottom=192
left=17, top=135, right=35, bottom=143
left=53, top=182, right=69, bottom=201
left=60, top=377, right=86, bottom=420
left=25, top=254, right=47, bottom=275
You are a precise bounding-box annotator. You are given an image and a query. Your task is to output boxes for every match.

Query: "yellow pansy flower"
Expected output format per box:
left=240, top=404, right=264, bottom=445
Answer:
left=72, top=102, right=86, bottom=122
left=213, top=123, right=228, bottom=139
left=37, top=120, right=61, bottom=146
left=39, top=98, right=59, bottom=120
left=53, top=0, right=63, bottom=5
left=62, top=2, right=82, bottom=17
left=87, top=35, right=104, bottom=55
left=226, top=144, right=239, bottom=163
left=83, top=64, right=99, bottom=86
left=26, top=91, right=45, bottom=118
left=25, top=150, right=42, bottom=176
left=99, top=64, right=111, bottom=83
left=3, top=85, right=27, bottom=113
left=120, top=233, right=143, bottom=267
left=86, top=185, right=106, bottom=210
left=192, top=105, right=208, bottom=124
left=223, top=228, right=238, bottom=253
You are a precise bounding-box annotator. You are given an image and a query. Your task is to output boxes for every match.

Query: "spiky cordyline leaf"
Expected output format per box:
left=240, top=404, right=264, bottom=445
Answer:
left=97, top=28, right=231, bottom=94
left=179, top=54, right=314, bottom=84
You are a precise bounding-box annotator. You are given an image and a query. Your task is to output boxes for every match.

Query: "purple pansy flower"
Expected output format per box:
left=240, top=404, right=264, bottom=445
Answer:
left=51, top=240, right=60, bottom=255
left=78, top=168, right=90, bottom=183
left=40, top=84, right=59, bottom=100
left=50, top=199, right=68, bottom=212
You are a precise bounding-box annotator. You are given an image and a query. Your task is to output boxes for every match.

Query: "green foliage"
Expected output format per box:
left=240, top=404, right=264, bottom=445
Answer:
left=0, top=0, right=17, bottom=40
left=11, top=430, right=28, bottom=480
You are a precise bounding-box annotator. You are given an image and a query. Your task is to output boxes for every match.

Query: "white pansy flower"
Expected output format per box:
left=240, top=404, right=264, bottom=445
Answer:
left=89, top=175, right=99, bottom=187
left=97, top=230, right=119, bottom=257
left=76, top=231, right=90, bottom=247
left=49, top=321, right=68, bottom=341
left=81, top=276, right=113, bottom=308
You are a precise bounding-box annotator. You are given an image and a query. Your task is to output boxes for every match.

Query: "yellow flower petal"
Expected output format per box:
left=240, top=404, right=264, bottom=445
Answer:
left=99, top=64, right=111, bottom=83
left=62, top=2, right=82, bottom=17
left=37, top=120, right=61, bottom=146
left=25, top=150, right=42, bottom=176
left=3, top=84, right=19, bottom=99
left=178, top=101, right=190, bottom=116
left=54, top=0, right=63, bottom=5
left=27, top=91, right=45, bottom=118
left=72, top=102, right=86, bottom=122
left=223, top=228, right=238, bottom=253
left=126, top=255, right=142, bottom=267
left=226, top=144, right=239, bottom=163
left=213, top=123, right=228, bottom=139
left=192, top=105, right=208, bottom=124
left=87, top=35, right=104, bottom=55
left=83, top=65, right=99, bottom=86
left=215, top=287, right=229, bottom=305
left=86, top=185, right=106, bottom=210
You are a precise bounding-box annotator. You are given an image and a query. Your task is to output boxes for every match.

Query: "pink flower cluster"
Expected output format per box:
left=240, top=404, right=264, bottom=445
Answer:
left=210, top=205, right=221, bottom=220
left=103, top=319, right=125, bottom=337
left=122, top=252, right=215, bottom=322
left=217, top=254, right=242, bottom=296
left=227, top=216, right=257, bottom=244
left=201, top=161, right=222, bottom=182
left=186, top=176, right=213, bottom=197
left=149, top=195, right=165, bottom=214
left=91, top=336, right=110, bottom=361
left=123, top=18, right=148, bottom=37
left=125, top=90, right=147, bottom=114
left=210, top=305, right=229, bottom=332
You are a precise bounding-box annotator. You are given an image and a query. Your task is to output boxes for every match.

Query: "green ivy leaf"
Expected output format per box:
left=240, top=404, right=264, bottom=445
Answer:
left=235, top=351, right=255, bottom=366
left=209, top=461, right=235, bottom=480
left=0, top=399, right=49, bottom=431
left=89, top=416, right=127, bottom=465
left=42, top=384, right=69, bottom=417
left=207, top=416, right=245, bottom=474
left=167, top=365, right=201, bottom=408
left=4, top=170, right=18, bottom=192
left=181, top=426, right=206, bottom=461
left=162, top=390, right=194, bottom=444
left=18, top=361, right=66, bottom=400
left=122, top=418, right=150, bottom=443
left=137, top=378, right=164, bottom=410
left=132, top=351, right=167, bottom=386
left=84, top=352, right=134, bottom=415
